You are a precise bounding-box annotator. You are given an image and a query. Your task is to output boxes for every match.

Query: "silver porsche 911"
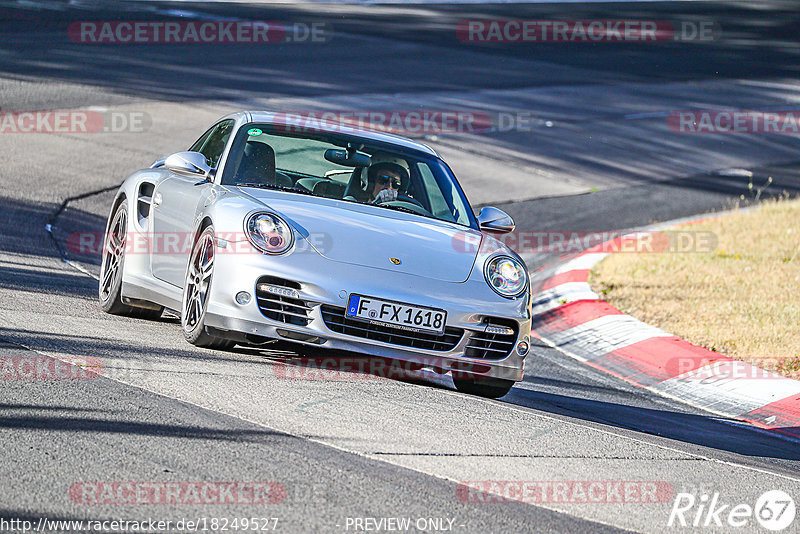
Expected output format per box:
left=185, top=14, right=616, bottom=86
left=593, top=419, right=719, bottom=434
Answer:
left=99, top=111, right=531, bottom=397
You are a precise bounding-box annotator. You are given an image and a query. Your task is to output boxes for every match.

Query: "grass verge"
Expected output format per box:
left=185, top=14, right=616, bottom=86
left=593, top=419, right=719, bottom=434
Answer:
left=589, top=197, right=800, bottom=379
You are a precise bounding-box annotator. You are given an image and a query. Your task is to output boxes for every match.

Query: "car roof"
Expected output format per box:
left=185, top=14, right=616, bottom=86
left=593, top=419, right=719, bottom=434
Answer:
left=234, top=111, right=440, bottom=157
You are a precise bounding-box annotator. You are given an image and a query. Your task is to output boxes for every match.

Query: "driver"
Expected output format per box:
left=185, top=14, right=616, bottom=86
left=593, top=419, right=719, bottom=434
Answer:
left=367, top=162, right=409, bottom=204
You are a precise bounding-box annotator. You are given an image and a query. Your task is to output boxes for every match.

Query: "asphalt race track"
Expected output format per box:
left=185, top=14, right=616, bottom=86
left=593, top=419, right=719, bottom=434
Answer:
left=1, top=1, right=800, bottom=533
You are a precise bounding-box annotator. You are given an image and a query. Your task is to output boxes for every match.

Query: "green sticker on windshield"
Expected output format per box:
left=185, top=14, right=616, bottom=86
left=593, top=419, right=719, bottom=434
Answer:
left=247, top=128, right=262, bottom=136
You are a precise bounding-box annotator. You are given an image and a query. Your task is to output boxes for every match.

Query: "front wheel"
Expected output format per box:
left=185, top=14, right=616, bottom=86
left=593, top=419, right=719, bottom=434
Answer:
left=453, top=375, right=515, bottom=399
left=181, top=226, right=235, bottom=350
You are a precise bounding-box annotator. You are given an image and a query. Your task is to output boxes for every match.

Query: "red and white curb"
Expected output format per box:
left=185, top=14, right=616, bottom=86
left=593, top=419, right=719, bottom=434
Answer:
left=528, top=227, right=800, bottom=441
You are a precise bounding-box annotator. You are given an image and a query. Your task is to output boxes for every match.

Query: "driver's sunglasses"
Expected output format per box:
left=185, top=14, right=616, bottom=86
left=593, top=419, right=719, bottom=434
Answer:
left=376, top=174, right=402, bottom=189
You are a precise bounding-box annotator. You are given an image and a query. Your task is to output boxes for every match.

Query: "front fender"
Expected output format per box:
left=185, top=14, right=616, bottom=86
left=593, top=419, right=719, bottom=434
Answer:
left=197, top=190, right=319, bottom=256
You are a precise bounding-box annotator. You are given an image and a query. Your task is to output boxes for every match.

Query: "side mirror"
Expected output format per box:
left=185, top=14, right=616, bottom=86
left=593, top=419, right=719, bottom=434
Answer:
left=477, top=207, right=515, bottom=234
left=165, top=151, right=212, bottom=179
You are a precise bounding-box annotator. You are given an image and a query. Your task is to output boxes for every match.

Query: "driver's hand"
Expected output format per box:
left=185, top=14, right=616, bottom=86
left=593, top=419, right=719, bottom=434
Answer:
left=374, top=188, right=398, bottom=203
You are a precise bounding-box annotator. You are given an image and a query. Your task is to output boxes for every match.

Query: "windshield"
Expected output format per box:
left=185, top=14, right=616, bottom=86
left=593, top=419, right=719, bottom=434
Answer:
left=220, top=124, right=476, bottom=228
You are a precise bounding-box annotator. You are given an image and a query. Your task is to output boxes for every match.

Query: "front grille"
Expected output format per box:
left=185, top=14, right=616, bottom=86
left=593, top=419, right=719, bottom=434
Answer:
left=255, top=276, right=311, bottom=326
left=465, top=320, right=518, bottom=360
left=320, top=305, right=463, bottom=351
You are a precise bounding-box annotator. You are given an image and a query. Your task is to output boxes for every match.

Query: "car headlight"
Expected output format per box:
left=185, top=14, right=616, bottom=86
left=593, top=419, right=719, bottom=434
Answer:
left=245, top=212, right=293, bottom=255
left=484, top=255, right=527, bottom=297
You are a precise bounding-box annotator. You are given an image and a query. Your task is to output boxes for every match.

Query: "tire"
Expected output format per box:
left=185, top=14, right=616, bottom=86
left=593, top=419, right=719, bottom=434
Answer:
left=99, top=201, right=163, bottom=319
left=453, top=375, right=515, bottom=399
left=181, top=225, right=235, bottom=350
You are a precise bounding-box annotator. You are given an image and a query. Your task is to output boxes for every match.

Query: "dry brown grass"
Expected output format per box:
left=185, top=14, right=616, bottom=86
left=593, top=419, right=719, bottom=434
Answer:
left=589, top=197, right=800, bottom=379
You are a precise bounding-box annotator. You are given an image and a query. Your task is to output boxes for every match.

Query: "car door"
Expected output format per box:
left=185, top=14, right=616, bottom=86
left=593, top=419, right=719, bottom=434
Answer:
left=151, top=120, right=234, bottom=287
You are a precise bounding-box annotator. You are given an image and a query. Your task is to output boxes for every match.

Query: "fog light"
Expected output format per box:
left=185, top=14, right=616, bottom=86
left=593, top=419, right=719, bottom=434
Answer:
left=235, top=291, right=251, bottom=305
left=486, top=325, right=515, bottom=336
left=258, top=284, right=299, bottom=299
left=516, top=340, right=529, bottom=356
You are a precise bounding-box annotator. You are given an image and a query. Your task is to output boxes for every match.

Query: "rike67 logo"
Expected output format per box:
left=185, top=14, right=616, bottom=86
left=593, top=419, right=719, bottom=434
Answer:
left=668, top=490, right=796, bottom=531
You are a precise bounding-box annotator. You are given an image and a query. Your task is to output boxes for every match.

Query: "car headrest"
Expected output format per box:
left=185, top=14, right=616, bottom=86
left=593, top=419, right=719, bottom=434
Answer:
left=235, top=141, right=276, bottom=184
left=313, top=179, right=346, bottom=199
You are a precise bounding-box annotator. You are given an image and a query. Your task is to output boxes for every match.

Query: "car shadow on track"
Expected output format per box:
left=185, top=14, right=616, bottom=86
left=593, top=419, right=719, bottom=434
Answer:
left=0, top=196, right=65, bottom=259
left=0, top=194, right=107, bottom=260
left=169, top=335, right=800, bottom=463
left=0, top=325, right=447, bottom=394
left=0, top=326, right=295, bottom=368
left=5, top=321, right=799, bottom=462
left=0, top=195, right=105, bottom=297
left=0, top=412, right=291, bottom=443
left=236, top=343, right=456, bottom=390
left=0, top=263, right=96, bottom=297
left=505, top=385, right=800, bottom=462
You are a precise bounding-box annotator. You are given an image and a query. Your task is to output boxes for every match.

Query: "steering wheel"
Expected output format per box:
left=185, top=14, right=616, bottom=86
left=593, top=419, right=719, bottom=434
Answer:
left=383, top=197, right=432, bottom=217
left=375, top=194, right=424, bottom=207
left=396, top=195, right=425, bottom=208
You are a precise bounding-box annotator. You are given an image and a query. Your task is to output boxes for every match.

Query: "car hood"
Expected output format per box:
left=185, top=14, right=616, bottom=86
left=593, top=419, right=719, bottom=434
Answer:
left=237, top=189, right=481, bottom=283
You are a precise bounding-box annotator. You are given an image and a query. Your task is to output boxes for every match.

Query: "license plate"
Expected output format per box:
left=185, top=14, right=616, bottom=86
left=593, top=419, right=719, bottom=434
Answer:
left=346, top=294, right=447, bottom=334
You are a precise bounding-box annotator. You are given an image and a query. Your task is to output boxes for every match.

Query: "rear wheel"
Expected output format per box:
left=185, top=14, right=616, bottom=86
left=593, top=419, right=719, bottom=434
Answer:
left=99, top=201, right=163, bottom=319
left=181, top=226, right=235, bottom=350
left=453, top=375, right=515, bottom=399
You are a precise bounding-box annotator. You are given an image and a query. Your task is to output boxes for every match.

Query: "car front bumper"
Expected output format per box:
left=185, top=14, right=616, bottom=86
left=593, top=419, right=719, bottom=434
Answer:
left=204, top=243, right=531, bottom=382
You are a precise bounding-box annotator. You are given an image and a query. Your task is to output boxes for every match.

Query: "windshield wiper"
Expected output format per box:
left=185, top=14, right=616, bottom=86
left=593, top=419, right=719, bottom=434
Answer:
left=236, top=183, right=315, bottom=195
